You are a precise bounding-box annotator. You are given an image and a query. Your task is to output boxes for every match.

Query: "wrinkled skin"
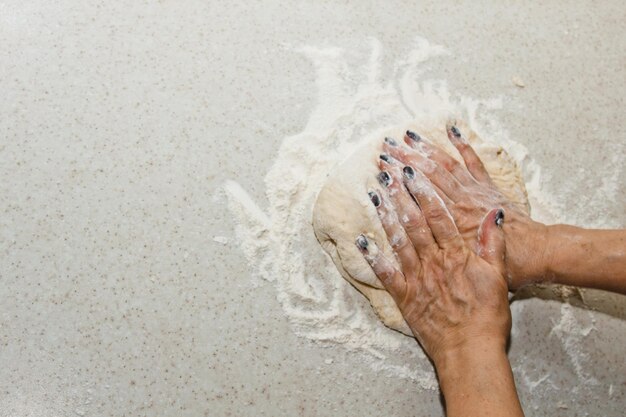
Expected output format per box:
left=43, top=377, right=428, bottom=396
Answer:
left=356, top=158, right=510, bottom=364
left=382, top=128, right=547, bottom=288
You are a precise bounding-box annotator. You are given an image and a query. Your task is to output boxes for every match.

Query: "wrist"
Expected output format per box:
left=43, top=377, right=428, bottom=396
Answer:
left=502, top=213, right=551, bottom=288
left=433, top=335, right=508, bottom=376
left=434, top=337, right=524, bottom=417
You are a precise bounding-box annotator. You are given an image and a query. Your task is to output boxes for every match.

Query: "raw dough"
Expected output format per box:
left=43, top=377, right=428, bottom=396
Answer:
left=312, top=119, right=529, bottom=335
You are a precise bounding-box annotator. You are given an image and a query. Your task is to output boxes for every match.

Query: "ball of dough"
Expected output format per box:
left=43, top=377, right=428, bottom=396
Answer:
left=312, top=119, right=529, bottom=336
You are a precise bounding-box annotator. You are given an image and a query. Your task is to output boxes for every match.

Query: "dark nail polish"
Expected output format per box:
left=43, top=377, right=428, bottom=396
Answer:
left=379, top=153, right=392, bottom=163
left=355, top=234, right=369, bottom=252
left=377, top=171, right=392, bottom=187
left=368, top=191, right=381, bottom=207
left=403, top=166, right=415, bottom=180
left=384, top=137, right=397, bottom=146
left=450, top=125, right=462, bottom=138
left=495, top=209, right=505, bottom=227
left=406, top=130, right=421, bottom=142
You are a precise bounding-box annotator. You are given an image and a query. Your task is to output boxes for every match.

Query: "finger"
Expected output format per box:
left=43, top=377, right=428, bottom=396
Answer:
left=404, top=130, right=476, bottom=186
left=355, top=234, right=407, bottom=301
left=367, top=189, right=420, bottom=272
left=377, top=156, right=437, bottom=255
left=402, top=165, right=463, bottom=250
left=445, top=123, right=492, bottom=185
left=383, top=139, right=464, bottom=203
left=380, top=152, right=454, bottom=208
left=431, top=182, right=454, bottom=207
left=477, top=208, right=506, bottom=275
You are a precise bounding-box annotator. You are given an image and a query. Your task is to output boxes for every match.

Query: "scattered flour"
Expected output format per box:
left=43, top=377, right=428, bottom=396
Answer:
left=550, top=303, right=599, bottom=389
left=212, top=236, right=230, bottom=245
left=220, top=37, right=616, bottom=391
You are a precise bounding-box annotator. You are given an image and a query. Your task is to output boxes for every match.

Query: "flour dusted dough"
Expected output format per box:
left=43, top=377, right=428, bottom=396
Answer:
left=312, top=119, right=529, bottom=335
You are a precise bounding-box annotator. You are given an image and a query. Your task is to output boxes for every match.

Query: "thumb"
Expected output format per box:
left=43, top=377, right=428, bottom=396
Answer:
left=477, top=208, right=506, bottom=273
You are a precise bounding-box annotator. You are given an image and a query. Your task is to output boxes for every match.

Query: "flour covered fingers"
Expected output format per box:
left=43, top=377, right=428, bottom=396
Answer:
left=445, top=122, right=492, bottom=185
left=377, top=154, right=437, bottom=256
left=402, top=165, right=463, bottom=251
left=355, top=234, right=407, bottom=301
left=367, top=188, right=420, bottom=273
left=403, top=129, right=477, bottom=186
left=382, top=137, right=463, bottom=203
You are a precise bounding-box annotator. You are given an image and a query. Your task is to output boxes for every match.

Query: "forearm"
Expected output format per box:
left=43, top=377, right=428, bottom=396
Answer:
left=505, top=217, right=626, bottom=293
left=543, top=226, right=626, bottom=293
left=435, top=340, right=524, bottom=417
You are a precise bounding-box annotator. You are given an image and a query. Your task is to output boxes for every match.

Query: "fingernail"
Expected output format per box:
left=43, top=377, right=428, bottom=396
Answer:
left=450, top=125, right=462, bottom=138
left=406, top=130, right=421, bottom=142
left=384, top=137, right=397, bottom=146
left=495, top=209, right=505, bottom=227
left=368, top=191, right=381, bottom=207
left=355, top=234, right=369, bottom=253
left=403, top=166, right=415, bottom=180
left=379, top=153, right=392, bottom=163
left=377, top=171, right=392, bottom=187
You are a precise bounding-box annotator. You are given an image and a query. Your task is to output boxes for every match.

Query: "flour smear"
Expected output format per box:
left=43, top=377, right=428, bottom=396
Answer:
left=221, top=37, right=617, bottom=389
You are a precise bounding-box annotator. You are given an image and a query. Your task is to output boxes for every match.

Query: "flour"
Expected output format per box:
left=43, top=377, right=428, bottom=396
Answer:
left=220, top=37, right=616, bottom=390
left=212, top=236, right=230, bottom=245
left=550, top=303, right=599, bottom=388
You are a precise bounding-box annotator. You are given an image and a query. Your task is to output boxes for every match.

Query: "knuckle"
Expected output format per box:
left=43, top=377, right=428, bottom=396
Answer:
left=444, top=158, right=461, bottom=171
left=443, top=177, right=460, bottom=193
left=458, top=141, right=471, bottom=151
left=420, top=160, right=438, bottom=175
left=424, top=206, right=449, bottom=224
left=389, top=232, right=410, bottom=251
left=380, top=271, right=401, bottom=291
left=401, top=214, right=425, bottom=234
left=417, top=242, right=439, bottom=259
left=380, top=271, right=394, bottom=285
left=378, top=205, right=395, bottom=224
left=372, top=262, right=393, bottom=280
left=445, top=247, right=466, bottom=264
left=474, top=162, right=487, bottom=173
left=432, top=163, right=447, bottom=177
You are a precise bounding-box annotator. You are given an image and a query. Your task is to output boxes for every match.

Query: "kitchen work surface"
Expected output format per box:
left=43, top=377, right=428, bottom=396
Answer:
left=1, top=1, right=625, bottom=416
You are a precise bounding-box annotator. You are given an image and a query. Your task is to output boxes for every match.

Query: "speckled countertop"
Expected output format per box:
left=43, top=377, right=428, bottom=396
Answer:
left=1, top=1, right=624, bottom=416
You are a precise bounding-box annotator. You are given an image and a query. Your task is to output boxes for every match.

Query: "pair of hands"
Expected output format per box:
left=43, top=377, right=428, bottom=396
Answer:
left=355, top=126, right=521, bottom=366
left=355, top=125, right=625, bottom=416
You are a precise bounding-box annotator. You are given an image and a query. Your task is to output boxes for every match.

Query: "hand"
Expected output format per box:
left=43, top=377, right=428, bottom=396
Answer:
left=355, top=159, right=511, bottom=365
left=356, top=157, right=525, bottom=417
left=381, top=128, right=549, bottom=288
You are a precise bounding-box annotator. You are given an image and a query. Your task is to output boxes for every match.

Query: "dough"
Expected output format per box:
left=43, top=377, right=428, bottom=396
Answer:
left=312, top=119, right=529, bottom=335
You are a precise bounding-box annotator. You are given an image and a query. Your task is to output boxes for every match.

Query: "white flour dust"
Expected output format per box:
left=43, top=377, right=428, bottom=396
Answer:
left=550, top=304, right=598, bottom=388
left=221, top=37, right=607, bottom=388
